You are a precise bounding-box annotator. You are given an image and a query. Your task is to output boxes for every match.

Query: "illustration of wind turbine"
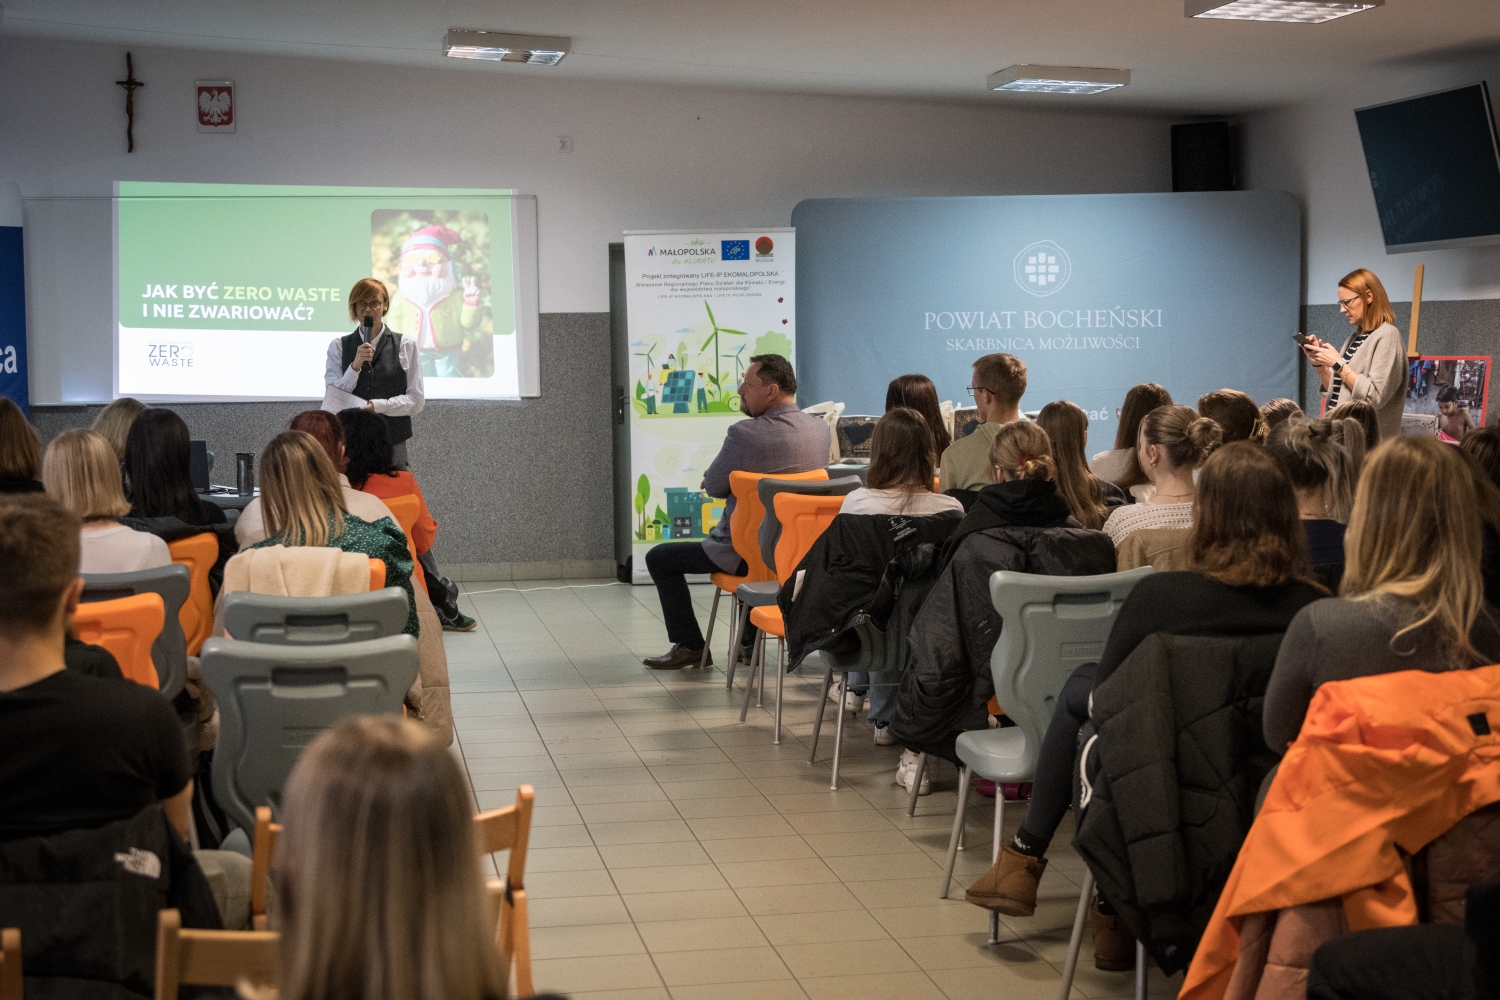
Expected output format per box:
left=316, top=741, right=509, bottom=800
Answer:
left=723, top=343, right=749, bottom=381
left=700, top=301, right=747, bottom=386
left=634, top=343, right=658, bottom=375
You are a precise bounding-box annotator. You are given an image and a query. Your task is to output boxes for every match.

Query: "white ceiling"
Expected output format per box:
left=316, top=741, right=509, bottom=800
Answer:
left=3, top=0, right=1498, bottom=114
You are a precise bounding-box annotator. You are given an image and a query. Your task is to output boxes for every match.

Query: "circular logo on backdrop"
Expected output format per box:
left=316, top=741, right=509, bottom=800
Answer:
left=755, top=236, right=774, bottom=255
left=1014, top=241, right=1071, bottom=297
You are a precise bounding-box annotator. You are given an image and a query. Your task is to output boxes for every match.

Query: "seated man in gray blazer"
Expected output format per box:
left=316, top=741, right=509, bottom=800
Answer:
left=644, top=354, right=831, bottom=670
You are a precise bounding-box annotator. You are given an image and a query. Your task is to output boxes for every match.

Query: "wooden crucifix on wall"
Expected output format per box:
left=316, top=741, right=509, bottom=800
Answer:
left=116, top=52, right=144, bottom=153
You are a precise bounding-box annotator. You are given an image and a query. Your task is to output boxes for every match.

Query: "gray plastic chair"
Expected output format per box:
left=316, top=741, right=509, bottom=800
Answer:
left=223, top=588, right=410, bottom=645
left=824, top=463, right=870, bottom=485
left=82, top=565, right=192, bottom=700
left=200, top=634, right=421, bottom=833
left=931, top=567, right=1151, bottom=982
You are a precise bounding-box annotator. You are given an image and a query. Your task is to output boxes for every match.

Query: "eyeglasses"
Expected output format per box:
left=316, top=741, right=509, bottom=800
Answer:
left=1337, top=294, right=1362, bottom=310
left=966, top=386, right=993, bottom=398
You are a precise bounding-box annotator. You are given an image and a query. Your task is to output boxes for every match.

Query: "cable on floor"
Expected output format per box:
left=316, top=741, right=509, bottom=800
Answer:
left=459, top=581, right=629, bottom=596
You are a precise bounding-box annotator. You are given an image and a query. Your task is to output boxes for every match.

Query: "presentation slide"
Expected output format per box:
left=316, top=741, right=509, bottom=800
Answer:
left=116, top=182, right=522, bottom=401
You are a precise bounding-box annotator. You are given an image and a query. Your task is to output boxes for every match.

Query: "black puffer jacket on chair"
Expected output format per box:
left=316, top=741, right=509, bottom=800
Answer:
left=1074, top=630, right=1285, bottom=975
left=889, top=479, right=1116, bottom=762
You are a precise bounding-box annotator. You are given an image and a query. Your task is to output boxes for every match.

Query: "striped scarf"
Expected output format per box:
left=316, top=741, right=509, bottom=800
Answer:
left=1328, top=332, right=1369, bottom=407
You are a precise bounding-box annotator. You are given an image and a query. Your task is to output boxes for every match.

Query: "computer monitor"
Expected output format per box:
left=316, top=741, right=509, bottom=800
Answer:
left=189, top=440, right=211, bottom=493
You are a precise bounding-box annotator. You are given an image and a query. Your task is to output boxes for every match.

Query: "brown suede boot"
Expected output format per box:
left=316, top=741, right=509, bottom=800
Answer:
left=1091, top=899, right=1136, bottom=971
left=964, top=844, right=1046, bottom=915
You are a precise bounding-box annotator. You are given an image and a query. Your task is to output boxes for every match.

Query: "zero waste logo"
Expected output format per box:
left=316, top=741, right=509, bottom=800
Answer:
left=1014, top=241, right=1071, bottom=297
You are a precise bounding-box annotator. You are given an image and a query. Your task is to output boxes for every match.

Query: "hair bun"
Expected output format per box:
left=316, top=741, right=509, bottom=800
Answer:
left=1186, top=417, right=1223, bottom=463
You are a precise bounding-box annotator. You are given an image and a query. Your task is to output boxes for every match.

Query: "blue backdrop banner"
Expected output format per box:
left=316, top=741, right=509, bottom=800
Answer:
left=0, top=224, right=26, bottom=413
left=791, top=192, right=1301, bottom=432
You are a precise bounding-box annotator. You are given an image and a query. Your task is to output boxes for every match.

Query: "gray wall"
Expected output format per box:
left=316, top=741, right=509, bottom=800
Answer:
left=32, top=312, right=614, bottom=581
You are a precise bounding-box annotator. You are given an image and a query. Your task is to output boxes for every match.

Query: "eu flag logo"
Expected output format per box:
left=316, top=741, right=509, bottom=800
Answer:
left=721, top=240, right=749, bottom=260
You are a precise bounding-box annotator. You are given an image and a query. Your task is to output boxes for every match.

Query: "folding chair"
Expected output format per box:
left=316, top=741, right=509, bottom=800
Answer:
left=475, top=785, right=535, bottom=996
left=154, top=908, right=276, bottom=1000
left=168, top=532, right=219, bottom=655
left=73, top=592, right=165, bottom=689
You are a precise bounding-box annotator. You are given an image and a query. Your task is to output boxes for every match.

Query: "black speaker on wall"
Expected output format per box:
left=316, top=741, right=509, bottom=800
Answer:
left=1172, top=121, right=1236, bottom=192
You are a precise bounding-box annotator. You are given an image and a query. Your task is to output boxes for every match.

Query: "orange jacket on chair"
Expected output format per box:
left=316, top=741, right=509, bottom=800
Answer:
left=1181, top=663, right=1500, bottom=1000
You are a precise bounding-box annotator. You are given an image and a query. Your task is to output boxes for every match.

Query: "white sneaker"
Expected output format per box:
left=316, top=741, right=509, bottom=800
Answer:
left=896, top=750, right=931, bottom=795
left=873, top=724, right=897, bottom=746
left=828, top=680, right=864, bottom=711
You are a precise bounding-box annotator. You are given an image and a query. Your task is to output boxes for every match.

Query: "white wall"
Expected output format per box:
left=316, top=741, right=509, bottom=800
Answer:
left=1242, top=53, right=1500, bottom=305
left=0, top=36, right=1173, bottom=402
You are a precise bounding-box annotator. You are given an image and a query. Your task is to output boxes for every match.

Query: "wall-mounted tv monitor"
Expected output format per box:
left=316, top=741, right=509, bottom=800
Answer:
left=1355, top=82, right=1500, bottom=253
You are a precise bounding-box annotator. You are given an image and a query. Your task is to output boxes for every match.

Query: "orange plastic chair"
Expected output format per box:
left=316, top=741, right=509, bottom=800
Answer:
left=74, top=592, right=166, bottom=688
left=703, top=468, right=828, bottom=671
left=168, top=532, right=218, bottom=656
left=369, top=558, right=386, bottom=590
left=379, top=494, right=428, bottom=597
left=741, top=492, right=848, bottom=739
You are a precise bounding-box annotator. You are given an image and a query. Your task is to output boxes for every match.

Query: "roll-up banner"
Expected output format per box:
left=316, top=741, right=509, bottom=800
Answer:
left=0, top=182, right=26, bottom=412
left=621, top=228, right=795, bottom=583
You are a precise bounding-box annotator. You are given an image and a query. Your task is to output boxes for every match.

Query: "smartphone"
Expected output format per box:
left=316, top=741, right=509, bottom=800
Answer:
left=1292, top=333, right=1315, bottom=347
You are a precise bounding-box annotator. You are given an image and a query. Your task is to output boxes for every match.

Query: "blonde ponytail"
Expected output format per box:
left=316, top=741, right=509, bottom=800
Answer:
left=989, top=420, right=1056, bottom=484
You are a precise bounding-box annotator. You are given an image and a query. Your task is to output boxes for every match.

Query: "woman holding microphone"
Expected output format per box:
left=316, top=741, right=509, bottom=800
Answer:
left=1300, top=268, right=1407, bottom=442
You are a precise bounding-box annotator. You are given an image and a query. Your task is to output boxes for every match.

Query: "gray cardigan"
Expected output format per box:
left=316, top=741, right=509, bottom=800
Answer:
left=1263, top=594, right=1500, bottom=751
left=1326, top=321, right=1406, bottom=442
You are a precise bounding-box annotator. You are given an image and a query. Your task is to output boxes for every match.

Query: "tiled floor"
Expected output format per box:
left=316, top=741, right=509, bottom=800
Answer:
left=448, top=579, right=1184, bottom=1000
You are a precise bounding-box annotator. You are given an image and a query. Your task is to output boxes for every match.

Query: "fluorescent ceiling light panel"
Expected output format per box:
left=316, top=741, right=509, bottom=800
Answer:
left=987, top=65, right=1130, bottom=95
left=1186, top=0, right=1382, bottom=23
left=443, top=30, right=572, bottom=65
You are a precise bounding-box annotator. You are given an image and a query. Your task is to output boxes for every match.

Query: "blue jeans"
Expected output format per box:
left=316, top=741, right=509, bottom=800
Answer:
left=847, top=670, right=899, bottom=726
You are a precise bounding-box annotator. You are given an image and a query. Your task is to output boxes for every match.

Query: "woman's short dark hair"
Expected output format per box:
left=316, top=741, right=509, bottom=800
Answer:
left=749, top=354, right=796, bottom=395
left=885, top=374, right=951, bottom=455
left=123, top=407, right=200, bottom=520
left=867, top=407, right=936, bottom=493
left=1190, top=441, right=1310, bottom=588
left=337, top=408, right=396, bottom=490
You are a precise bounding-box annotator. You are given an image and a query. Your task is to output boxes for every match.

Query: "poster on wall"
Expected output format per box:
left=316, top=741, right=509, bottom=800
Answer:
left=622, top=229, right=795, bottom=583
left=1403, top=356, right=1490, bottom=442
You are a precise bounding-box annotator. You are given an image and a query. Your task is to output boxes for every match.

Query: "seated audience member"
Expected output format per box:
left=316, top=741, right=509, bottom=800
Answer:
left=837, top=407, right=963, bottom=738
left=1090, top=381, right=1172, bottom=491
left=235, top=410, right=398, bottom=547
left=90, top=396, right=146, bottom=463
left=1436, top=386, right=1475, bottom=443
left=339, top=407, right=476, bottom=632
left=643, top=355, right=829, bottom=670
left=43, top=428, right=171, bottom=573
left=121, top=407, right=236, bottom=591
left=1260, top=397, right=1303, bottom=430
left=1198, top=388, right=1266, bottom=444
left=1267, top=417, right=1356, bottom=589
left=1101, top=405, right=1221, bottom=545
left=886, top=373, right=952, bottom=458
left=248, top=430, right=419, bottom=636
left=1458, top=428, right=1500, bottom=620
left=0, top=397, right=43, bottom=494
left=893, top=420, right=1115, bottom=793
left=1036, top=400, right=1125, bottom=528
left=1327, top=398, right=1381, bottom=450
left=1264, top=435, right=1500, bottom=752
left=965, top=443, right=1323, bottom=967
left=1461, top=425, right=1500, bottom=484
left=254, top=717, right=506, bottom=1000
left=939, top=353, right=1027, bottom=493
left=0, top=494, right=250, bottom=927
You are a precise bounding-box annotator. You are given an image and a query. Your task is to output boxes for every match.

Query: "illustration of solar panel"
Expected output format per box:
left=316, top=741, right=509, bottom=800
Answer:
left=662, top=370, right=696, bottom=412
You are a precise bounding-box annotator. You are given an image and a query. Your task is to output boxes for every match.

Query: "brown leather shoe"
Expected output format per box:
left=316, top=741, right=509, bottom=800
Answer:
left=964, top=844, right=1046, bottom=915
left=1092, top=899, right=1136, bottom=971
left=643, top=644, right=710, bottom=670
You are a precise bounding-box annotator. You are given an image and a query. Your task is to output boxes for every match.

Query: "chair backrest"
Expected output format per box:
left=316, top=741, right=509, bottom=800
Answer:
left=0, top=928, right=19, bottom=1000
left=988, top=567, right=1154, bottom=776
left=250, top=806, right=282, bottom=931
left=825, top=463, right=870, bottom=485
left=756, top=475, right=861, bottom=573
left=73, top=593, right=165, bottom=689
left=200, top=634, right=420, bottom=833
left=379, top=494, right=428, bottom=597
left=223, top=588, right=410, bottom=645
left=474, top=784, right=535, bottom=889
left=153, top=908, right=276, bottom=1000
left=168, top=532, right=218, bottom=656
left=475, top=785, right=536, bottom=997
left=82, top=564, right=191, bottom=699
left=771, top=493, right=848, bottom=586
left=727, top=469, right=828, bottom=582
left=369, top=557, right=385, bottom=590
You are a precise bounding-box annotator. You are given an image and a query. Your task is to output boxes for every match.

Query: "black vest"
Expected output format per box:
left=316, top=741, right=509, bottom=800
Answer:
left=340, top=328, right=413, bottom=444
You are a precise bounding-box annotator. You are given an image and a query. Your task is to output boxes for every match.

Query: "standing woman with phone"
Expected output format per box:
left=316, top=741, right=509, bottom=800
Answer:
left=1300, top=268, right=1407, bottom=442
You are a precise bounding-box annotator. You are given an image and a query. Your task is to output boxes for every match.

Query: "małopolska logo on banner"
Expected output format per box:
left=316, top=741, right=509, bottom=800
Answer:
left=1014, top=241, right=1071, bottom=297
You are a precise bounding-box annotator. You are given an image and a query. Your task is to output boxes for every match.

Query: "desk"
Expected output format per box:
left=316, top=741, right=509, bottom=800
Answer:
left=202, top=489, right=257, bottom=512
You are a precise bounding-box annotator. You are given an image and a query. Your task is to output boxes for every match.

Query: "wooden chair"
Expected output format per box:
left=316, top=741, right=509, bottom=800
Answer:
left=250, top=806, right=282, bottom=931
left=0, top=928, right=20, bottom=1000
left=73, top=592, right=165, bottom=688
left=475, top=785, right=535, bottom=997
left=709, top=468, right=828, bottom=675
left=379, top=494, right=429, bottom=597
left=154, top=908, right=277, bottom=1000
left=369, top=557, right=386, bottom=590
left=168, top=532, right=218, bottom=656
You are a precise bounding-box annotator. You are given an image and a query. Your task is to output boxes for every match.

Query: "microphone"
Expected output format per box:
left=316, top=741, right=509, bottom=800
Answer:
left=362, top=315, right=374, bottom=335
